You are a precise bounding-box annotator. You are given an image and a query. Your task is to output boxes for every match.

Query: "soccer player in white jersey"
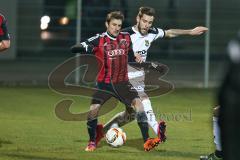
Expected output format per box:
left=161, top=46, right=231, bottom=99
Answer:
left=95, top=7, right=208, bottom=151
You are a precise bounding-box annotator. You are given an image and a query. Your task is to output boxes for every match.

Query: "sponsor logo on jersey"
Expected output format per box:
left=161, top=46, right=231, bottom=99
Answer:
left=137, top=50, right=147, bottom=56
left=103, top=39, right=130, bottom=51
left=145, top=40, right=150, bottom=47
left=104, top=42, right=115, bottom=51
left=119, top=39, right=130, bottom=49
left=107, top=49, right=125, bottom=59
left=130, top=85, right=144, bottom=92
left=128, top=71, right=144, bottom=79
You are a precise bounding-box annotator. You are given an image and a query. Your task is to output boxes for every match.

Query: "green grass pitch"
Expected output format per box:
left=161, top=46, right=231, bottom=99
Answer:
left=0, top=87, right=216, bottom=160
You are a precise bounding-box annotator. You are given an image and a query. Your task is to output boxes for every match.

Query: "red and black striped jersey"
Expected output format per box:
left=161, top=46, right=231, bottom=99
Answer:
left=80, top=31, right=133, bottom=84
left=0, top=13, right=10, bottom=41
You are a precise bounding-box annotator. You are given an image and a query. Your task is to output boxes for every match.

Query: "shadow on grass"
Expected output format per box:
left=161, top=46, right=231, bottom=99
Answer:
left=150, top=150, right=202, bottom=159
left=73, top=139, right=85, bottom=143
left=74, top=139, right=112, bottom=147
left=122, top=138, right=201, bottom=159
left=125, top=138, right=144, bottom=151
left=74, top=138, right=200, bottom=159
left=0, top=138, right=13, bottom=148
left=1, top=153, right=75, bottom=160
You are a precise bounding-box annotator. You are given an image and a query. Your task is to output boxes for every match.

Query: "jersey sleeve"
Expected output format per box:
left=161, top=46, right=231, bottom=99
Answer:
left=152, top=27, right=165, bottom=40
left=128, top=40, right=136, bottom=62
left=0, top=15, right=10, bottom=41
left=80, top=34, right=100, bottom=54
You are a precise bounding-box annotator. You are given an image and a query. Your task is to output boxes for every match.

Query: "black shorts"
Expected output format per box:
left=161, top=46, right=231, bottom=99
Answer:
left=91, top=81, right=139, bottom=107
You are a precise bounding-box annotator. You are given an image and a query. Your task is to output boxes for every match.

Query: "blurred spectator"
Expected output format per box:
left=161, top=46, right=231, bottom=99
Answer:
left=0, top=13, right=10, bottom=52
left=200, top=105, right=223, bottom=160
left=218, top=31, right=240, bottom=160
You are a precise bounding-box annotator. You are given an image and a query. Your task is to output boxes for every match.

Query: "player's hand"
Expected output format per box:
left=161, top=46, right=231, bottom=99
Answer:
left=150, top=62, right=169, bottom=75
left=70, top=44, right=86, bottom=53
left=190, top=26, right=208, bottom=35
left=134, top=53, right=144, bottom=63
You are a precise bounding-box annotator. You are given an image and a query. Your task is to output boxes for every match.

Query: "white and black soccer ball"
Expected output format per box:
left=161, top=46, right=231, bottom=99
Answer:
left=105, top=128, right=126, bottom=147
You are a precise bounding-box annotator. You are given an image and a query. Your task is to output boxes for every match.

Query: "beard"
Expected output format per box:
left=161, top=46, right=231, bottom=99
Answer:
left=137, top=24, right=147, bottom=35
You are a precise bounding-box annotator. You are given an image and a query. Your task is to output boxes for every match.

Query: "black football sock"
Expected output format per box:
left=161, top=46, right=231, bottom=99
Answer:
left=87, top=119, right=98, bottom=142
left=138, top=122, right=149, bottom=142
left=137, top=111, right=149, bottom=142
left=215, top=150, right=223, bottom=158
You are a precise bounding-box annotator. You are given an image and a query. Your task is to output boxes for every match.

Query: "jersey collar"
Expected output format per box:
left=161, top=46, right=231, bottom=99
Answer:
left=132, top=26, right=145, bottom=37
left=105, top=31, right=117, bottom=40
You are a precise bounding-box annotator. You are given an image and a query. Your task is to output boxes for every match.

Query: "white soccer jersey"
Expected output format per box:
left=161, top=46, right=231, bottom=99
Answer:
left=123, top=26, right=165, bottom=62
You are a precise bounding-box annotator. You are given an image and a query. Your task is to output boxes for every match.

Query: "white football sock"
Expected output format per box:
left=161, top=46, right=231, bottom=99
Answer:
left=142, top=99, right=158, bottom=135
left=213, top=117, right=222, bottom=151
left=110, top=123, right=119, bottom=129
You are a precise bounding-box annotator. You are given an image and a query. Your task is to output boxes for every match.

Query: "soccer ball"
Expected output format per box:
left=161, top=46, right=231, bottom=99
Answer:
left=105, top=128, right=126, bottom=147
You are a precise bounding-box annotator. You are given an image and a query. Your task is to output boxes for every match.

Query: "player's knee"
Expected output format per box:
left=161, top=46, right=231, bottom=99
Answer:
left=140, top=95, right=149, bottom=101
left=131, top=98, right=137, bottom=106
left=213, top=106, right=220, bottom=117
left=131, top=98, right=144, bottom=112
left=90, top=104, right=101, bottom=110
left=88, top=104, right=101, bottom=120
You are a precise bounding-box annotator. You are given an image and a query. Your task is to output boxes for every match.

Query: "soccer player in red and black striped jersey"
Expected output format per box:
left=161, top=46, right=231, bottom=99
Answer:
left=0, top=13, right=10, bottom=52
left=71, top=11, right=150, bottom=152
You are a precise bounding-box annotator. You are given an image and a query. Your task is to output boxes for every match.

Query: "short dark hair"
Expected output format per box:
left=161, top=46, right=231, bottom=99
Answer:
left=106, top=11, right=124, bottom=24
left=138, top=7, right=155, bottom=18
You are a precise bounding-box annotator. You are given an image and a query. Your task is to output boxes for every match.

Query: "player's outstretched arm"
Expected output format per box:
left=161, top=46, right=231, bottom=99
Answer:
left=71, top=34, right=99, bottom=54
left=165, top=26, right=208, bottom=38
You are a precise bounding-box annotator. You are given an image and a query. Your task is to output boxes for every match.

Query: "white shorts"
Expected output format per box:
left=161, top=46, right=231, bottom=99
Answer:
left=128, top=64, right=147, bottom=98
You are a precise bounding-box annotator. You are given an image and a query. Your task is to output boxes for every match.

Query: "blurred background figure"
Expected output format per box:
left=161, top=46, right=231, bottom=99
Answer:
left=218, top=31, right=240, bottom=160
left=201, top=29, right=240, bottom=160
left=200, top=106, right=223, bottom=160
left=0, top=13, right=10, bottom=52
